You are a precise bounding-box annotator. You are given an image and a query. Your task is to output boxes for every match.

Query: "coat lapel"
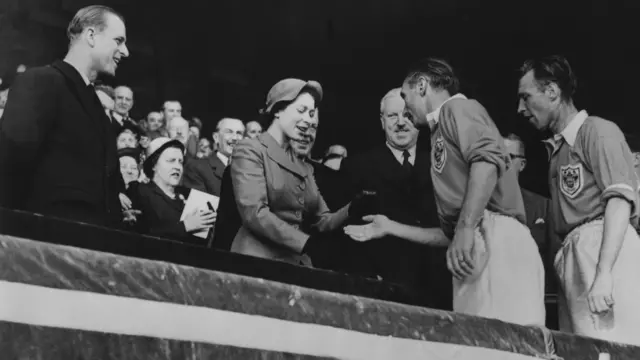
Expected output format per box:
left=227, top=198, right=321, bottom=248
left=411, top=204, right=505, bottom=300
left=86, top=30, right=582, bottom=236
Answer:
left=51, top=61, right=108, bottom=143
left=259, top=133, right=306, bottom=179
left=208, top=153, right=226, bottom=180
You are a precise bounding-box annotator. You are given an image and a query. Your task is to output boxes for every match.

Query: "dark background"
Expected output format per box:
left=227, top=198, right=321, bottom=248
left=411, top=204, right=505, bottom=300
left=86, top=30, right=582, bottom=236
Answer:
left=0, top=0, right=637, bottom=195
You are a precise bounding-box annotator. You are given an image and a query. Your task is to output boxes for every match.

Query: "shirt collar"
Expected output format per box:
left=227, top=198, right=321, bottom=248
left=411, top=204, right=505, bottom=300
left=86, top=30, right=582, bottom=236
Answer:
left=386, top=142, right=416, bottom=165
left=216, top=151, right=230, bottom=167
left=542, top=110, right=588, bottom=159
left=558, top=110, right=588, bottom=147
left=426, top=93, right=467, bottom=131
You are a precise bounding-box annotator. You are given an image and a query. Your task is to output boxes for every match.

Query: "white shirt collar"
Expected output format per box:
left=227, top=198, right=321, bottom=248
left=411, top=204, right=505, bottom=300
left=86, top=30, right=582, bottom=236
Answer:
left=386, top=142, right=416, bottom=165
left=111, top=111, right=124, bottom=125
left=426, top=93, right=467, bottom=131
left=542, top=110, right=588, bottom=159
left=559, top=110, right=588, bottom=147
left=217, top=151, right=230, bottom=167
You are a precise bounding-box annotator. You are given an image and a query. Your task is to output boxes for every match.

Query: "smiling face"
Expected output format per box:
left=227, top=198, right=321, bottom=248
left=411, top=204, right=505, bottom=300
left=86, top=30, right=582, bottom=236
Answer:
left=381, top=94, right=418, bottom=150
left=90, top=13, right=129, bottom=76
left=245, top=121, right=263, bottom=139
left=114, top=86, right=133, bottom=116
left=214, top=119, right=245, bottom=157
left=153, top=147, right=184, bottom=187
left=116, top=129, right=138, bottom=149
left=274, top=92, right=316, bottom=143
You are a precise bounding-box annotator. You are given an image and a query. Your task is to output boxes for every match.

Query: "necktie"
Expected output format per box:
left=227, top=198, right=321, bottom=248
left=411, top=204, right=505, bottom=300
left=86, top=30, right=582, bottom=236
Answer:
left=402, top=150, right=412, bottom=173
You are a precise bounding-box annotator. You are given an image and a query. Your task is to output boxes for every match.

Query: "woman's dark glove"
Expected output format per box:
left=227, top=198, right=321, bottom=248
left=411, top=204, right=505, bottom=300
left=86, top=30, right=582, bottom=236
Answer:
left=348, top=190, right=380, bottom=224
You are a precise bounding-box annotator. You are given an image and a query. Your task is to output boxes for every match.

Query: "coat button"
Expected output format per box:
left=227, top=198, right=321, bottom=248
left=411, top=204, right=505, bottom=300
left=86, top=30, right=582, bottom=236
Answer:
left=298, top=197, right=304, bottom=205
left=299, top=182, right=306, bottom=190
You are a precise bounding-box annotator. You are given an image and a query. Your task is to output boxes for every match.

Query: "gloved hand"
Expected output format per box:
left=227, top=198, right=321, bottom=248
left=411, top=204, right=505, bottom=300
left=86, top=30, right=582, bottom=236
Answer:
left=348, top=190, right=380, bottom=224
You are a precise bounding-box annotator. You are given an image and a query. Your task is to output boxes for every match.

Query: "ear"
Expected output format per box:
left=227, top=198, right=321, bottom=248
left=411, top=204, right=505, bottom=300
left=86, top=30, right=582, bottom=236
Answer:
left=520, top=159, right=527, bottom=172
left=213, top=132, right=220, bottom=144
left=633, top=153, right=640, bottom=167
left=545, top=82, right=561, bottom=104
left=86, top=27, right=97, bottom=47
left=379, top=114, right=385, bottom=130
left=417, top=77, right=428, bottom=97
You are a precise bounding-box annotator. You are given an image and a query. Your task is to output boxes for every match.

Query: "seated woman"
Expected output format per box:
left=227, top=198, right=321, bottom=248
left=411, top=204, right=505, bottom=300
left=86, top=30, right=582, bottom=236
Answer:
left=230, top=78, right=359, bottom=266
left=135, top=137, right=216, bottom=244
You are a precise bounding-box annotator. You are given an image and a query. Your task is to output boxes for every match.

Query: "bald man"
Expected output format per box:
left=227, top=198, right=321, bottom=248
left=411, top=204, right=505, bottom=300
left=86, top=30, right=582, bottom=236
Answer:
left=183, top=118, right=245, bottom=196
left=167, top=116, right=190, bottom=146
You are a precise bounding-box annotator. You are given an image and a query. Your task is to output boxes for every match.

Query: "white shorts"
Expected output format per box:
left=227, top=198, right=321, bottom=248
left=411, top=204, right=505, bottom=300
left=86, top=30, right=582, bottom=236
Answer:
left=453, top=210, right=546, bottom=326
left=555, top=219, right=640, bottom=345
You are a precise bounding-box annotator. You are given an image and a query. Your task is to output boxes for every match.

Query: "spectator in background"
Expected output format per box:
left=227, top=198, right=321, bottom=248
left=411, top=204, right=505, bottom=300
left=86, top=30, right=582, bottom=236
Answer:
left=116, top=122, right=142, bottom=150
left=323, top=144, right=348, bottom=171
left=145, top=111, right=164, bottom=140
left=111, top=85, right=135, bottom=131
left=16, top=64, right=27, bottom=73
left=167, top=116, right=191, bottom=148
left=162, top=100, right=182, bottom=131
left=183, top=118, right=244, bottom=196
left=134, top=137, right=216, bottom=244
left=0, top=4, right=129, bottom=227
left=197, top=138, right=213, bottom=159
left=230, top=78, right=355, bottom=266
left=190, top=117, right=203, bottom=139
left=118, top=147, right=141, bottom=188
left=245, top=120, right=263, bottom=139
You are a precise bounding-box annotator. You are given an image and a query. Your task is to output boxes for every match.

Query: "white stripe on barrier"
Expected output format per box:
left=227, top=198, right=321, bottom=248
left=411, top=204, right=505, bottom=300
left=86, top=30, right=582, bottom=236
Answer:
left=0, top=280, right=537, bottom=360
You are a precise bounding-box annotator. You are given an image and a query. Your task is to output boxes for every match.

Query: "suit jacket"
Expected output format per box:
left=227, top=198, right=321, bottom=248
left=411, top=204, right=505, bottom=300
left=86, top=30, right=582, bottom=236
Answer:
left=0, top=60, right=122, bottom=227
left=211, top=164, right=241, bottom=251
left=342, top=143, right=451, bottom=309
left=182, top=152, right=225, bottom=196
left=230, top=133, right=349, bottom=266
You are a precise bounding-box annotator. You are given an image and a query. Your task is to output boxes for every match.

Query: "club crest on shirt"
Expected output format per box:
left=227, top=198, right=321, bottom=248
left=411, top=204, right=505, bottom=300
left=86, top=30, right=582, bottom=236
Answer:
left=559, top=163, right=583, bottom=199
left=432, top=136, right=447, bottom=173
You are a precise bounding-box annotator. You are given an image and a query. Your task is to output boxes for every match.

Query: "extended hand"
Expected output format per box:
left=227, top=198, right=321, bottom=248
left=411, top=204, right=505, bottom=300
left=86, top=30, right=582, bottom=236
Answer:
left=447, top=227, right=476, bottom=280
left=123, top=209, right=142, bottom=223
left=588, top=270, right=615, bottom=314
left=344, top=214, right=391, bottom=242
left=183, top=208, right=217, bottom=233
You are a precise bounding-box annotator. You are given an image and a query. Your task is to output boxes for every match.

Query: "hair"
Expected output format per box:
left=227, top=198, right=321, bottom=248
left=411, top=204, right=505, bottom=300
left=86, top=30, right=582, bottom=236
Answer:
left=190, top=117, right=203, bottom=130
left=505, top=133, right=525, bottom=153
left=114, top=85, right=133, bottom=95
left=94, top=84, right=115, bottom=99
left=404, top=57, right=460, bottom=95
left=380, top=88, right=402, bottom=114
left=163, top=100, right=181, bottom=111
left=215, top=117, right=244, bottom=132
left=67, top=5, right=124, bottom=43
left=519, top=55, right=577, bottom=103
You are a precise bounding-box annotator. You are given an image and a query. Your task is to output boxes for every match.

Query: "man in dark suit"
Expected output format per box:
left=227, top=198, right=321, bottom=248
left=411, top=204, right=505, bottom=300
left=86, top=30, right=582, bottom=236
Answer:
left=341, top=88, right=451, bottom=309
left=0, top=5, right=129, bottom=227
left=183, top=118, right=245, bottom=196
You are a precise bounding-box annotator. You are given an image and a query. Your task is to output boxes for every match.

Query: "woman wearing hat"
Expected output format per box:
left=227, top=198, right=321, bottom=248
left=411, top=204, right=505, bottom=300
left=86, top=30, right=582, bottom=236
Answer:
left=230, top=78, right=358, bottom=266
left=134, top=137, right=216, bottom=243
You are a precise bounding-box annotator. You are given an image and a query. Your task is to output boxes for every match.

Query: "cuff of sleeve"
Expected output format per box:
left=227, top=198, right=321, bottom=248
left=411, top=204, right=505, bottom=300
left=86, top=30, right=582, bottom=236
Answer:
left=601, top=183, right=637, bottom=214
left=467, top=152, right=508, bottom=178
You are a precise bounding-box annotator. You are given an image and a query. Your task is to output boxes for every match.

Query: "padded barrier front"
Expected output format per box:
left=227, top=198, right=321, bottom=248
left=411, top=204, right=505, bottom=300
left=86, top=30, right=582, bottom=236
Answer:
left=0, top=234, right=638, bottom=359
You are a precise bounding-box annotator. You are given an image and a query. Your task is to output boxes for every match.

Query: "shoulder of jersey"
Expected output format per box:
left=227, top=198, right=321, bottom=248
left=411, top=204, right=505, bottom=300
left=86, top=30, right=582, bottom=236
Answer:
left=582, top=116, right=623, bottom=136
left=442, top=97, right=485, bottom=113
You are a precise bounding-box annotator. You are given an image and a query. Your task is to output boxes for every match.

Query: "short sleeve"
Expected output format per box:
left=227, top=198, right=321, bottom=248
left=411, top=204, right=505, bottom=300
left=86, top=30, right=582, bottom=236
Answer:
left=439, top=100, right=510, bottom=177
left=582, top=121, right=638, bottom=211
